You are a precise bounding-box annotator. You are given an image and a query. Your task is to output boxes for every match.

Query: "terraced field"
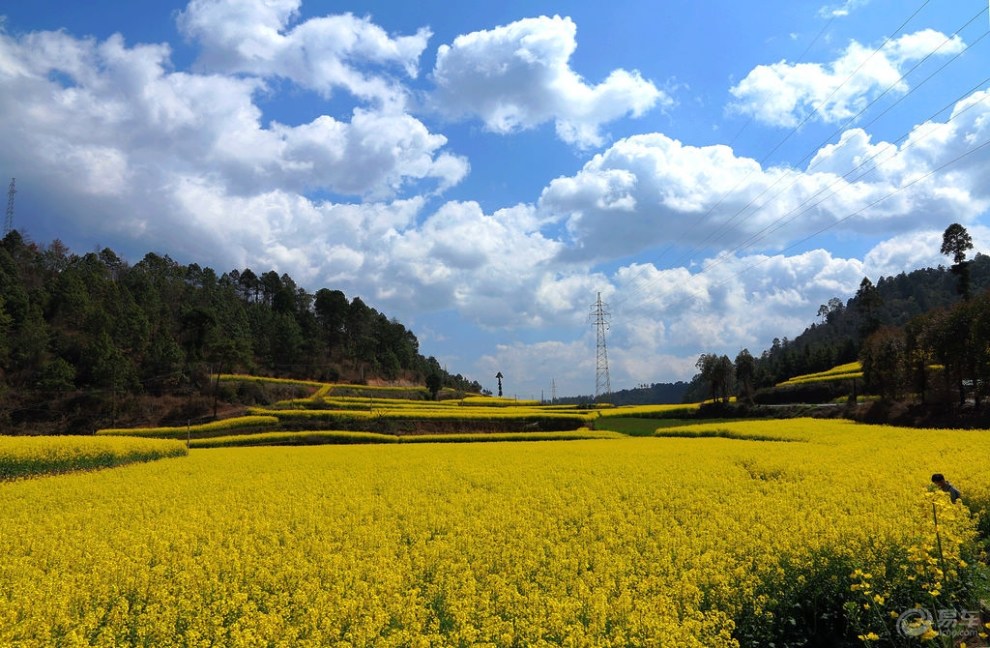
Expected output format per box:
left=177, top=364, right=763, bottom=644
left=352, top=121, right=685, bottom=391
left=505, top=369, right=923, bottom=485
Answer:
left=96, top=375, right=610, bottom=444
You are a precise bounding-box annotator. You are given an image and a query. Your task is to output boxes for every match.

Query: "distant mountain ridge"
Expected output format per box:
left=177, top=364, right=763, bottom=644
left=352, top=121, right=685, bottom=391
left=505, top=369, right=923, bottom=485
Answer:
left=557, top=381, right=692, bottom=406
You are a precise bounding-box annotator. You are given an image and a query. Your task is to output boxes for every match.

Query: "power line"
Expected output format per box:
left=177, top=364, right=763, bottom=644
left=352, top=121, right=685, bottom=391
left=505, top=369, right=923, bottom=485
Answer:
left=620, top=9, right=846, bottom=278
left=579, top=2, right=979, bottom=390
left=694, top=74, right=990, bottom=278
left=639, top=129, right=990, bottom=318
left=692, top=75, right=990, bottom=280
left=612, top=4, right=989, bottom=314
left=695, top=8, right=989, bottom=260
left=648, top=0, right=936, bottom=279
left=595, top=96, right=990, bottom=373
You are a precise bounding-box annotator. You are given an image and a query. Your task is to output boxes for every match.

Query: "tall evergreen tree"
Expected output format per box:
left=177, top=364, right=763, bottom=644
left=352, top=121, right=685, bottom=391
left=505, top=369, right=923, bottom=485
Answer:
left=941, top=223, right=974, bottom=300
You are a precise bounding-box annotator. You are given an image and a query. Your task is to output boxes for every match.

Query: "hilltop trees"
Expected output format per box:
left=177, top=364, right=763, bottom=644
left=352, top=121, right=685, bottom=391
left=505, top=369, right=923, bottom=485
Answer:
left=684, top=246, right=990, bottom=408
left=762, top=280, right=990, bottom=408
left=0, top=232, right=481, bottom=433
left=739, top=254, right=990, bottom=394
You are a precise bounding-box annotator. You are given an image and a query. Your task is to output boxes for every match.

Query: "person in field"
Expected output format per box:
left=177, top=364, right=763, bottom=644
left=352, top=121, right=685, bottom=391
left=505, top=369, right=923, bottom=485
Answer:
left=931, top=473, right=961, bottom=503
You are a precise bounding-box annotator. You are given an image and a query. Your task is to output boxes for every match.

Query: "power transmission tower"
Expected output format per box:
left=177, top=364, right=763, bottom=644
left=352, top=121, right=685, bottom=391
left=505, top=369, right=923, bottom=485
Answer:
left=551, top=378, right=557, bottom=404
left=590, top=292, right=611, bottom=401
left=3, top=178, right=14, bottom=236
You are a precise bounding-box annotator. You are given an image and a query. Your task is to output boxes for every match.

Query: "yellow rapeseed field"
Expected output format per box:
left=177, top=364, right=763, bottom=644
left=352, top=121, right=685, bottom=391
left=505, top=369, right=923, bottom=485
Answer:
left=0, top=420, right=987, bottom=646
left=0, top=435, right=187, bottom=480
left=775, top=361, right=863, bottom=387
left=97, top=416, right=280, bottom=439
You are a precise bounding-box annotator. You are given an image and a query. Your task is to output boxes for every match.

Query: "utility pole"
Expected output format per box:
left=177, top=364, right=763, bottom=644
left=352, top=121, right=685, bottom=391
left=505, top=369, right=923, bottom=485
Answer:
left=3, top=178, right=14, bottom=236
left=590, top=292, right=611, bottom=401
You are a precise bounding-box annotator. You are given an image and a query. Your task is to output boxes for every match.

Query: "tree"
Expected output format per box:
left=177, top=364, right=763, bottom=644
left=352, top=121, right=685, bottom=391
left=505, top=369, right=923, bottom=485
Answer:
left=715, top=355, right=735, bottom=403
left=860, top=327, right=907, bottom=402
left=695, top=353, right=734, bottom=403
left=0, top=294, right=11, bottom=367
left=346, top=297, right=376, bottom=366
left=208, top=337, right=250, bottom=418
left=695, top=354, right=716, bottom=401
left=923, top=303, right=972, bottom=407
left=941, top=223, right=974, bottom=265
left=38, top=357, right=76, bottom=395
left=426, top=373, right=443, bottom=400
left=269, top=311, right=304, bottom=372
left=905, top=314, right=935, bottom=403
left=179, top=307, right=218, bottom=363
left=968, top=294, right=990, bottom=408
left=941, top=223, right=974, bottom=300
left=144, top=333, right=184, bottom=395
left=816, top=297, right=845, bottom=325
left=855, top=277, right=882, bottom=338
left=83, top=330, right=135, bottom=424
left=237, top=268, right=260, bottom=302
left=825, top=297, right=844, bottom=324
left=734, top=349, right=756, bottom=404
left=314, top=289, right=349, bottom=356
left=99, top=247, right=125, bottom=281
left=9, top=304, right=49, bottom=384
left=271, top=273, right=298, bottom=314
left=41, top=239, right=72, bottom=275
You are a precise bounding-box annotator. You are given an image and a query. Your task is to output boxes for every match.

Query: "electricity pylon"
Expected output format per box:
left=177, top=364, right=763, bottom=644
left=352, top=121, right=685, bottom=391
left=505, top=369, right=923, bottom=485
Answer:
left=590, top=292, right=611, bottom=401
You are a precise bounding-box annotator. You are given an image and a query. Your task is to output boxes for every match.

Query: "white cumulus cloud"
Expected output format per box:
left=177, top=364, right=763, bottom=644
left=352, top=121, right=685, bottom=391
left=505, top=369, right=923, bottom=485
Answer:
left=0, top=21, right=466, bottom=253
left=431, top=15, right=669, bottom=148
left=540, top=89, right=990, bottom=263
left=729, top=29, right=965, bottom=128
left=177, top=0, right=431, bottom=107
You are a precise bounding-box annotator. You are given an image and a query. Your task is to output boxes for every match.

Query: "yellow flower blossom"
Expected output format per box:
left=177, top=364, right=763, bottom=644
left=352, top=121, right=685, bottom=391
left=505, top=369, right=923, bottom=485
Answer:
left=0, top=417, right=986, bottom=646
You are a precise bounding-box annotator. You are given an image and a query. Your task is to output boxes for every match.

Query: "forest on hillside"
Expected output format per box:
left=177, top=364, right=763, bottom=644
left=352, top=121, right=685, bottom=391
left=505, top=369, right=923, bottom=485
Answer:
left=750, top=253, right=990, bottom=389
left=686, top=224, right=990, bottom=411
left=0, top=231, right=481, bottom=434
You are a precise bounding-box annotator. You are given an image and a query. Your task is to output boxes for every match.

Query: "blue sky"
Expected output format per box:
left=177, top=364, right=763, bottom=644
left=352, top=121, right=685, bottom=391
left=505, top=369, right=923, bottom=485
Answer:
left=1, top=0, right=989, bottom=398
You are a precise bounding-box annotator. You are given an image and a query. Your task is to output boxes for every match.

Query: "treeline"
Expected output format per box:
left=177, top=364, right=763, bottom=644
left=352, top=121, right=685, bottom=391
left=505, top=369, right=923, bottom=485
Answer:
left=751, top=255, right=990, bottom=389
left=0, top=232, right=480, bottom=433
left=687, top=225, right=990, bottom=405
